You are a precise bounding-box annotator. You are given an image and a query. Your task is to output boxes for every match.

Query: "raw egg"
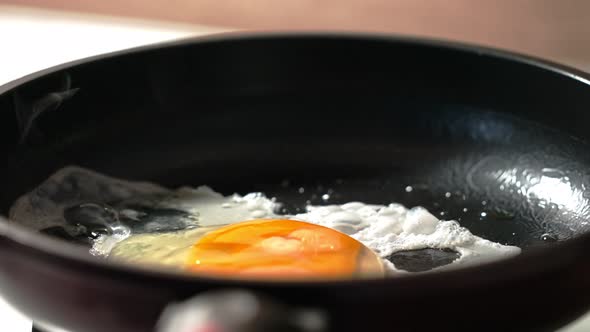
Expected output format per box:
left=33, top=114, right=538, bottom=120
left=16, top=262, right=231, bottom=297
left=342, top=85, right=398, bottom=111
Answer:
left=187, top=219, right=384, bottom=279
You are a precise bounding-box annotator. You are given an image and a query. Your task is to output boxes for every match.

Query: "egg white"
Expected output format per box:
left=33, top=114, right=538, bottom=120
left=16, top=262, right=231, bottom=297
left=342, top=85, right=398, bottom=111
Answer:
left=106, top=187, right=521, bottom=273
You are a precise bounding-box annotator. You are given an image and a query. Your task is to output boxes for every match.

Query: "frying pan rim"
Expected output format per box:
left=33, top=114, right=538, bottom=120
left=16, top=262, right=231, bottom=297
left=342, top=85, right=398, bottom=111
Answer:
left=1, top=32, right=589, bottom=288
left=2, top=31, right=590, bottom=94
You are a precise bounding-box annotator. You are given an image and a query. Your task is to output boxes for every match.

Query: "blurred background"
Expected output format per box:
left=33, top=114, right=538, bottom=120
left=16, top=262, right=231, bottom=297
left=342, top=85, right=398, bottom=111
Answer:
left=1, top=1, right=590, bottom=331
left=3, top=0, right=590, bottom=84
left=2, top=1, right=590, bottom=78
left=4, top=0, right=590, bottom=67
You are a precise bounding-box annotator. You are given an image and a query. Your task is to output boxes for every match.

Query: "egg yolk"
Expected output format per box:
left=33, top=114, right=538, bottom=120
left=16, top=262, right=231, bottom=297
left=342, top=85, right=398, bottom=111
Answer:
left=187, top=219, right=383, bottom=279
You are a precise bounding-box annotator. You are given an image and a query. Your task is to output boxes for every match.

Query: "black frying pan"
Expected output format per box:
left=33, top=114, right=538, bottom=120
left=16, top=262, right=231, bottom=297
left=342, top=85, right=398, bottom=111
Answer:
left=0, top=33, right=590, bottom=332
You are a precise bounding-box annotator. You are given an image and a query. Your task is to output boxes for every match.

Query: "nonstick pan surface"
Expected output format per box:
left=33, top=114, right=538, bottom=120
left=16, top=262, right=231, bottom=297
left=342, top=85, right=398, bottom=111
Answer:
left=1, top=34, right=590, bottom=332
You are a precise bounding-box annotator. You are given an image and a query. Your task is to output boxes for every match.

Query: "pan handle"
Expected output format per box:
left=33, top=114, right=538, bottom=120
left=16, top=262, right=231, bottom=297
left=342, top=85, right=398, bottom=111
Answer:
left=156, top=289, right=328, bottom=332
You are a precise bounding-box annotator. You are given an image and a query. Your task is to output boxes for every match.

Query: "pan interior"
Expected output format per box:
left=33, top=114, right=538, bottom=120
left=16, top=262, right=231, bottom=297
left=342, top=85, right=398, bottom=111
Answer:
left=3, top=97, right=590, bottom=250
left=1, top=36, right=590, bottom=273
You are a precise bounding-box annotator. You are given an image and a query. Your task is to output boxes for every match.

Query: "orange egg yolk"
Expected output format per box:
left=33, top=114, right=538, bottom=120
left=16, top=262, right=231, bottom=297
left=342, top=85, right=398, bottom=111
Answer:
left=186, top=219, right=382, bottom=279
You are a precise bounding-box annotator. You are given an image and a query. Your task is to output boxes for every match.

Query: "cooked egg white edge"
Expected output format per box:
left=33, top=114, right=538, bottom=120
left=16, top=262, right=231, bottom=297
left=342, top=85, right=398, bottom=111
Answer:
left=293, top=204, right=521, bottom=271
